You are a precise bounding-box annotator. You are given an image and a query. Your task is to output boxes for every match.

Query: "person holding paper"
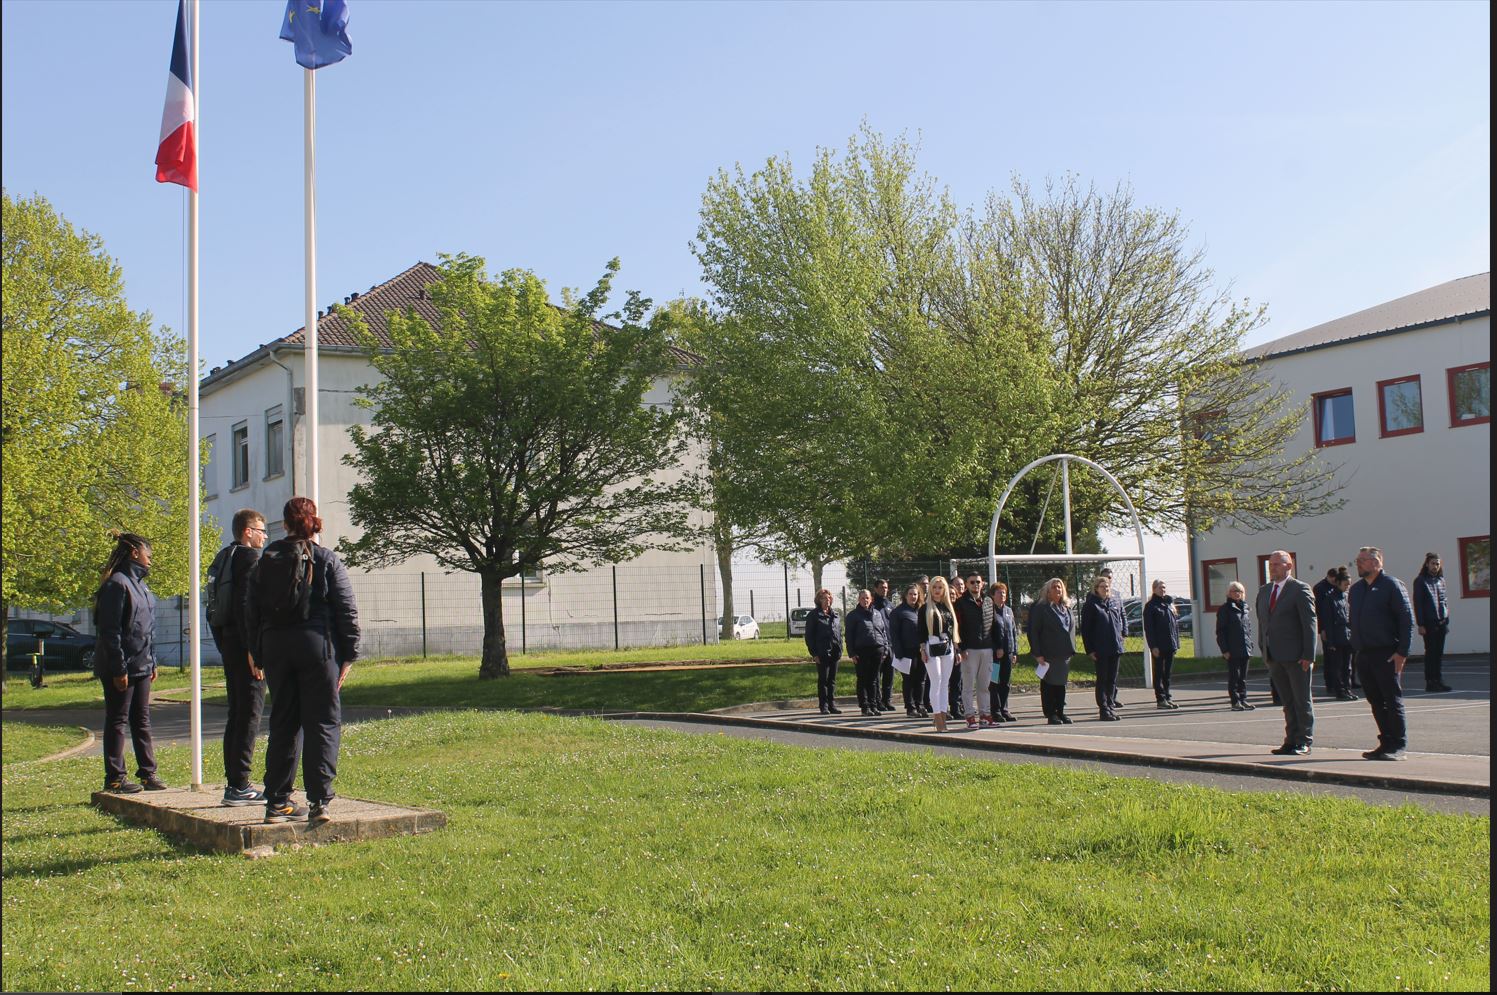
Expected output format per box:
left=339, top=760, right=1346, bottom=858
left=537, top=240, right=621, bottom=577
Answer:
left=1029, top=578, right=1077, bottom=725
left=891, top=584, right=928, bottom=717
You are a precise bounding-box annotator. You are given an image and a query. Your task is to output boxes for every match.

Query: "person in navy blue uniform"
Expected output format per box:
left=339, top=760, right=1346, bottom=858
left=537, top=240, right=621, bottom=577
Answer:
left=210, top=508, right=269, bottom=806
left=1412, top=553, right=1453, bottom=693
left=1321, top=568, right=1356, bottom=700
left=987, top=582, right=1019, bottom=723
left=1144, top=580, right=1182, bottom=709
left=890, top=584, right=927, bottom=717
left=871, top=578, right=897, bottom=711
left=1215, top=581, right=1254, bottom=710
left=1081, top=575, right=1125, bottom=721
left=803, top=588, right=842, bottom=715
left=1030, top=578, right=1076, bottom=725
left=844, top=589, right=892, bottom=716
left=94, top=532, right=165, bottom=793
left=247, top=498, right=361, bottom=824
left=1349, top=546, right=1415, bottom=761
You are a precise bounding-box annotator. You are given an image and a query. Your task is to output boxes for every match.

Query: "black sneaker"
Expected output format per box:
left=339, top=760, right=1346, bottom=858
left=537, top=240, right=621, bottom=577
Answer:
left=105, top=779, right=143, bottom=794
left=265, top=801, right=308, bottom=824
left=309, top=801, right=332, bottom=825
left=222, top=784, right=267, bottom=807
left=140, top=774, right=168, bottom=791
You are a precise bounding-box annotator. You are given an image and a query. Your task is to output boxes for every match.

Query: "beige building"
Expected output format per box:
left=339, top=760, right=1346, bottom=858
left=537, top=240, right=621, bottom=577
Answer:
left=198, top=262, right=719, bottom=661
left=1191, top=273, right=1490, bottom=655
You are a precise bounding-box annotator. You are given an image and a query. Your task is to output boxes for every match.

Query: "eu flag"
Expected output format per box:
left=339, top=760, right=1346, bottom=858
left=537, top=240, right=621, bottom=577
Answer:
left=279, top=0, right=352, bottom=70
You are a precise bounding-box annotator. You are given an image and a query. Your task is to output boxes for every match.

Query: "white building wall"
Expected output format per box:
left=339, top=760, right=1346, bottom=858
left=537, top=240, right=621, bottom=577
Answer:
left=1193, top=316, right=1490, bottom=654
left=196, top=351, right=719, bottom=662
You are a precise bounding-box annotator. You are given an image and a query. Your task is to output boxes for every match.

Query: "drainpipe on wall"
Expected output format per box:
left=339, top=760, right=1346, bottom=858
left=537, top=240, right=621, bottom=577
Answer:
left=265, top=345, right=298, bottom=497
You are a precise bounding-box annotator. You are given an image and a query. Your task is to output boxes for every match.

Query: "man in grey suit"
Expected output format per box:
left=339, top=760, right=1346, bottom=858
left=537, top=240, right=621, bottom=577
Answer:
left=1255, top=550, right=1318, bottom=756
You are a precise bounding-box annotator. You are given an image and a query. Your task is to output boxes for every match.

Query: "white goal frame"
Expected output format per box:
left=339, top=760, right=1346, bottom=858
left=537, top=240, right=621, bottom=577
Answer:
left=986, top=453, right=1153, bottom=688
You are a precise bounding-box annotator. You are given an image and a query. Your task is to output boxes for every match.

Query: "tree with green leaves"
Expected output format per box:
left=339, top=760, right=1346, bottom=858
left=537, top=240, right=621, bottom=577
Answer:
left=1, top=191, right=214, bottom=670
left=968, top=175, right=1342, bottom=536
left=339, top=255, right=697, bottom=678
left=689, top=129, right=1054, bottom=579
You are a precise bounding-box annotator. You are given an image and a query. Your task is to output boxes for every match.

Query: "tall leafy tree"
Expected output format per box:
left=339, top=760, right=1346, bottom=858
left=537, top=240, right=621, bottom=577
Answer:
left=339, top=255, right=696, bottom=678
left=2, top=191, right=213, bottom=668
left=970, top=176, right=1343, bottom=536
left=690, top=128, right=1049, bottom=582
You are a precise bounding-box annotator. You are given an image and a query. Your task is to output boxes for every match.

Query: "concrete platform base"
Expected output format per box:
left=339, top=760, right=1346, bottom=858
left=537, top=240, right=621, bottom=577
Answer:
left=91, top=786, right=446, bottom=855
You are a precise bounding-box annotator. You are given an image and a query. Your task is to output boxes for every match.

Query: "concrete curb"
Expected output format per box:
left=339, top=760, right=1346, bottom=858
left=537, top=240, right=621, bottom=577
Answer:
left=586, top=708, right=1490, bottom=799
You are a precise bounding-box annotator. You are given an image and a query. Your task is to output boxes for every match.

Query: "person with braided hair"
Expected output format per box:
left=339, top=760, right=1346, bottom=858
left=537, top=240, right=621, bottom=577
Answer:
left=94, top=532, right=165, bottom=793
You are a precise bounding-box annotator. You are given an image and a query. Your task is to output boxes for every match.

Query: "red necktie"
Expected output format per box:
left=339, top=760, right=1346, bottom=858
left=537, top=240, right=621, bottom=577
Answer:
left=1269, top=584, right=1279, bottom=613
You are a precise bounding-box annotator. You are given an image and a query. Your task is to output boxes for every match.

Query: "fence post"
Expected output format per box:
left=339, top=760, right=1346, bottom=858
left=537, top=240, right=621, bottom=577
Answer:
left=520, top=573, right=527, bottom=655
left=700, top=563, right=708, bottom=644
left=749, top=589, right=755, bottom=620
left=177, top=595, right=185, bottom=674
left=612, top=565, right=620, bottom=651
left=783, top=563, right=790, bottom=622
left=420, top=572, right=428, bottom=658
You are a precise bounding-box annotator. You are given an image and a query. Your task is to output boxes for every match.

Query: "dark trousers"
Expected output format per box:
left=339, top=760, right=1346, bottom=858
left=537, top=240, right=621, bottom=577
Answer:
left=1357, top=646, right=1407, bottom=753
left=1422, top=625, right=1448, bottom=688
left=262, top=629, right=343, bottom=806
left=101, top=676, right=157, bottom=784
left=1039, top=681, right=1067, bottom=718
left=948, top=667, right=963, bottom=716
left=815, top=655, right=839, bottom=708
left=878, top=655, right=895, bottom=708
left=854, top=651, right=881, bottom=709
left=1094, top=653, right=1120, bottom=717
left=902, top=658, right=929, bottom=713
left=1152, top=651, right=1175, bottom=701
left=1226, top=654, right=1249, bottom=703
left=217, top=636, right=266, bottom=790
left=993, top=651, right=1013, bottom=714
left=1322, top=644, right=1354, bottom=694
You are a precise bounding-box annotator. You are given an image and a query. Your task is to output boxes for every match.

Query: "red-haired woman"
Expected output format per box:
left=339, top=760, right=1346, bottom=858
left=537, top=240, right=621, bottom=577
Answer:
left=246, top=497, right=360, bottom=825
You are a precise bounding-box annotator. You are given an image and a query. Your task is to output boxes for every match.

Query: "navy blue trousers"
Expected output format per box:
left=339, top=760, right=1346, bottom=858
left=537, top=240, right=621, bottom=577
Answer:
left=101, top=676, right=157, bottom=784
left=262, top=627, right=342, bottom=806
left=1356, top=646, right=1407, bottom=753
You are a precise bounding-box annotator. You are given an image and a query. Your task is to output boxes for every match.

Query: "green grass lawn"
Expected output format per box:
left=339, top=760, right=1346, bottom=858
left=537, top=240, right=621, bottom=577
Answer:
left=1, top=711, right=1487, bottom=991
left=0, top=721, right=87, bottom=764
left=2, top=642, right=1229, bottom=714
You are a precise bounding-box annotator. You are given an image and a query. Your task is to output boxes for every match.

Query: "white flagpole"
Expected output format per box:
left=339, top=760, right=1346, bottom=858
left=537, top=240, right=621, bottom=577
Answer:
left=304, top=67, right=319, bottom=507
left=188, top=0, right=204, bottom=791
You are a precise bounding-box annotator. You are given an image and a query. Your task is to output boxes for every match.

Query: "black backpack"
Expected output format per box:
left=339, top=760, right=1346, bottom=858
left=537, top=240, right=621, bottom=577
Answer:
left=252, top=539, right=315, bottom=627
left=204, top=545, right=237, bottom=629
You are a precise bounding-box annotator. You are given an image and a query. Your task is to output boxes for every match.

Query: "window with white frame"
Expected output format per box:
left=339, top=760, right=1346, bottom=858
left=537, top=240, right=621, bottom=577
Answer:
left=231, top=422, right=249, bottom=489
left=265, top=405, right=285, bottom=478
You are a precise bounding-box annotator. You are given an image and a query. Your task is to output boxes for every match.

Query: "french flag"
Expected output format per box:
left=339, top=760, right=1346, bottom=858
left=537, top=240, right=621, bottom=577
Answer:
left=155, top=0, right=197, bottom=191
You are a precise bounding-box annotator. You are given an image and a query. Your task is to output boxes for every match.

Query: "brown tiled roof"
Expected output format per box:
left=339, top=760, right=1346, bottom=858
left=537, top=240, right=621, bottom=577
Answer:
left=275, top=261, right=700, bottom=366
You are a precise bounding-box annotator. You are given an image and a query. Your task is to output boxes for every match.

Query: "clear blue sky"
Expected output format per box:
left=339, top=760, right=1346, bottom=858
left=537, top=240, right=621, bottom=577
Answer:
left=2, top=0, right=1489, bottom=373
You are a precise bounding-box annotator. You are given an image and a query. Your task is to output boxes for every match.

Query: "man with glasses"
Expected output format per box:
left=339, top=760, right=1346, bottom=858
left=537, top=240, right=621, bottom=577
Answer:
left=871, top=578, right=897, bottom=712
left=954, top=574, right=996, bottom=728
left=209, top=509, right=269, bottom=805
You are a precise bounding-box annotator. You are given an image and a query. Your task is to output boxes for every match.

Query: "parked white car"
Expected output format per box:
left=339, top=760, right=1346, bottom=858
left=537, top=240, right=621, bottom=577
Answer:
left=788, top=607, right=812, bottom=637
left=717, top=614, right=761, bottom=640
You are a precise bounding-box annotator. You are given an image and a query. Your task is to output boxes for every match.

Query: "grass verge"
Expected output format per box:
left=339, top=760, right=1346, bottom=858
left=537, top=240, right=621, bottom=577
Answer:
left=0, top=721, right=87, bottom=764
left=1, top=711, right=1487, bottom=991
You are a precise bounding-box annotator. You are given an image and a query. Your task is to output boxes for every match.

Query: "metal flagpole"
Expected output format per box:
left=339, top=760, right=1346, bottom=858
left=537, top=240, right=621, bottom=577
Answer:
left=304, top=67, right=319, bottom=506
left=187, top=0, right=204, bottom=790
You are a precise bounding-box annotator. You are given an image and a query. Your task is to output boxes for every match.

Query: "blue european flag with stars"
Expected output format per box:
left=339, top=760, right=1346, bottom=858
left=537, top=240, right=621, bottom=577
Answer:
left=279, top=0, right=352, bottom=70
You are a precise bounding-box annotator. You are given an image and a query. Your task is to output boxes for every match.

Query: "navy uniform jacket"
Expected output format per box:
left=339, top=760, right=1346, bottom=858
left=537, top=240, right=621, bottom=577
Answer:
left=1349, top=573, right=1414, bottom=657
left=804, top=608, right=841, bottom=661
left=1215, top=599, right=1252, bottom=659
left=844, top=606, right=890, bottom=657
left=889, top=602, right=922, bottom=660
left=1080, top=592, right=1125, bottom=656
left=1144, top=595, right=1181, bottom=654
left=95, top=561, right=157, bottom=679
left=1412, top=574, right=1449, bottom=631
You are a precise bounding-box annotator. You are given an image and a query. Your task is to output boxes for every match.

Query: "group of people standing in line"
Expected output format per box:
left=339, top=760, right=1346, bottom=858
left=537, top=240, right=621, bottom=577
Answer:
left=94, top=498, right=362, bottom=823
left=804, top=567, right=1185, bottom=733
left=806, top=547, right=1454, bottom=761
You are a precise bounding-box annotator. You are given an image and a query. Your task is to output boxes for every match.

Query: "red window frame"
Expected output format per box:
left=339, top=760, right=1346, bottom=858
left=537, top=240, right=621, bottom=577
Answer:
left=1447, top=362, right=1491, bottom=427
left=1376, top=374, right=1424, bottom=438
left=1311, top=387, right=1356, bottom=447
left=1458, top=535, right=1490, bottom=598
left=1201, top=557, right=1239, bottom=612
left=1256, top=552, right=1299, bottom=586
